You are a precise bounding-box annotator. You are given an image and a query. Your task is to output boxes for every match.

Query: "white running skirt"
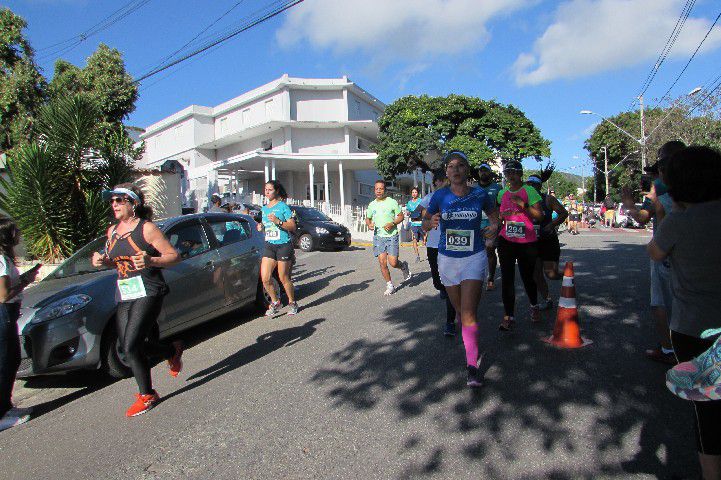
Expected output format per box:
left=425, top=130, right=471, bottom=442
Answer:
left=438, top=251, right=488, bottom=287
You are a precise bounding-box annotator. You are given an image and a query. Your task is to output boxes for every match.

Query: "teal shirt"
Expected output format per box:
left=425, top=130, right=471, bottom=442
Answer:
left=262, top=201, right=292, bottom=244
left=406, top=198, right=423, bottom=226
left=480, top=182, right=502, bottom=228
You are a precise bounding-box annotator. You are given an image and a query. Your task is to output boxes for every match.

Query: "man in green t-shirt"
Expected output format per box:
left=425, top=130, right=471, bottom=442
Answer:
left=366, top=180, right=411, bottom=295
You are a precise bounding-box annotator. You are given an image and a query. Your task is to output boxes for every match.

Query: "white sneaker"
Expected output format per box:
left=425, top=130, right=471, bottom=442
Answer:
left=0, top=408, right=31, bottom=432
left=400, top=261, right=412, bottom=282
left=384, top=282, right=396, bottom=296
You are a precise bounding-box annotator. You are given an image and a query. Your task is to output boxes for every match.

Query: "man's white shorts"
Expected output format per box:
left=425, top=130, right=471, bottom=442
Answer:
left=438, top=250, right=488, bottom=287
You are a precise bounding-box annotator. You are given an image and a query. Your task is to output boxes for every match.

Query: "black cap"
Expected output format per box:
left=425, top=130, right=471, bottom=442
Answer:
left=503, top=160, right=523, bottom=172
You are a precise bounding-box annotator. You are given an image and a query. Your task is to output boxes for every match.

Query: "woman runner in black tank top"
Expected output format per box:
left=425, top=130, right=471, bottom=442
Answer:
left=92, top=184, right=182, bottom=418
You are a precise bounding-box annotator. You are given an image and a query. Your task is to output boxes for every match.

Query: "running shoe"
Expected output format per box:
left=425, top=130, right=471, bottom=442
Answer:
left=499, top=316, right=515, bottom=331
left=486, top=280, right=495, bottom=291
left=384, top=282, right=396, bottom=296
left=265, top=301, right=281, bottom=317
left=168, top=341, right=183, bottom=377
left=666, top=328, right=721, bottom=401
left=415, top=255, right=421, bottom=263
left=466, top=363, right=483, bottom=388
left=530, top=305, right=541, bottom=323
left=645, top=347, right=676, bottom=365
left=288, top=302, right=299, bottom=315
left=125, top=391, right=160, bottom=417
left=443, top=322, right=456, bottom=337
left=400, top=261, right=412, bottom=281
left=0, top=408, right=31, bottom=432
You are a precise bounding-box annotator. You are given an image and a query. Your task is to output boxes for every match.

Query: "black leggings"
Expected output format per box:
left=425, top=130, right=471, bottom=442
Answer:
left=0, top=303, right=21, bottom=417
left=116, top=296, right=173, bottom=395
left=427, top=247, right=456, bottom=325
left=671, top=330, right=721, bottom=455
left=498, top=237, right=538, bottom=317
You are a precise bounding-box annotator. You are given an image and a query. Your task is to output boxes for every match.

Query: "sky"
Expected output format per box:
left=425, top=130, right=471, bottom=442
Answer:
left=5, top=0, right=721, bottom=174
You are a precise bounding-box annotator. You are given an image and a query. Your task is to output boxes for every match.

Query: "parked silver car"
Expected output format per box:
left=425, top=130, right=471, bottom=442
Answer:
left=17, top=213, right=268, bottom=378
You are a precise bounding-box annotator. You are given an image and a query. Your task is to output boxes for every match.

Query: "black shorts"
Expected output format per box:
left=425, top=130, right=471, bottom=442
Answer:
left=538, top=235, right=560, bottom=263
left=263, top=242, right=294, bottom=262
left=569, top=213, right=581, bottom=222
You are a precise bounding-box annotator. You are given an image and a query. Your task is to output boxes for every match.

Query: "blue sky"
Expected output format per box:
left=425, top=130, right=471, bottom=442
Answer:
left=6, top=0, right=721, bottom=173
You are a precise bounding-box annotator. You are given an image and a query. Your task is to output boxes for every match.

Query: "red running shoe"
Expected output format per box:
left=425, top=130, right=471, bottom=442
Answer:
left=168, top=341, right=183, bottom=377
left=126, top=391, right=160, bottom=417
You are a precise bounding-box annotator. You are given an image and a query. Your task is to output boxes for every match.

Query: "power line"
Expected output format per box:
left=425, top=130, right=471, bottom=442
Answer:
left=134, top=0, right=304, bottom=84
left=629, top=0, right=695, bottom=109
left=655, top=9, right=721, bottom=106
left=36, top=0, right=153, bottom=61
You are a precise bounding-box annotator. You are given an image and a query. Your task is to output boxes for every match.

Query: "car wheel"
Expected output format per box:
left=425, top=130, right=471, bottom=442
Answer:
left=100, top=322, right=132, bottom=379
left=298, top=234, right=314, bottom=252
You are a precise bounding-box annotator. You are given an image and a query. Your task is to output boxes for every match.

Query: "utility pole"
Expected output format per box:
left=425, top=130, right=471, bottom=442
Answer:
left=639, top=95, right=646, bottom=169
left=602, top=146, right=609, bottom=196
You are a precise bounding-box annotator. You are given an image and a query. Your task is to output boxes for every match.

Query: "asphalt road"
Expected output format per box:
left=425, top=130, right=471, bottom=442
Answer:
left=1, top=227, right=700, bottom=479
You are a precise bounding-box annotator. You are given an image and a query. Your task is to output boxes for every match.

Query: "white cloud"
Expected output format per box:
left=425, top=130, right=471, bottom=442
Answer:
left=513, top=0, right=721, bottom=86
left=277, top=0, right=533, bottom=65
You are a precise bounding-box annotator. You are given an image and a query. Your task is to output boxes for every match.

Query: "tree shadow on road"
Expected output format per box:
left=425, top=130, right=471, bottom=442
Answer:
left=161, top=319, right=325, bottom=404
left=309, top=240, right=696, bottom=479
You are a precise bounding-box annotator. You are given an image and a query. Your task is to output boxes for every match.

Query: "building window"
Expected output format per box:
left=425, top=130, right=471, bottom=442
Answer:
left=261, top=139, right=272, bottom=151
left=354, top=100, right=361, bottom=116
left=358, top=183, right=374, bottom=197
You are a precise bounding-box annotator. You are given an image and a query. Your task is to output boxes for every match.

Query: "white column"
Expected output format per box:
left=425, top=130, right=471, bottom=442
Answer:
left=271, top=159, right=276, bottom=180
left=264, top=159, right=270, bottom=183
left=413, top=169, right=418, bottom=187
left=323, top=161, right=330, bottom=208
left=308, top=162, right=315, bottom=207
left=421, top=172, right=426, bottom=195
left=339, top=161, right=345, bottom=212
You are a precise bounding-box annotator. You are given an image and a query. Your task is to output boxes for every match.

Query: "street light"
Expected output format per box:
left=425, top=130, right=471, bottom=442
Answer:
left=581, top=86, right=701, bottom=169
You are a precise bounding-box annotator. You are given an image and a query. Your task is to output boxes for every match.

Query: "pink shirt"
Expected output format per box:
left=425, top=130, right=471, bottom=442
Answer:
left=498, top=186, right=540, bottom=244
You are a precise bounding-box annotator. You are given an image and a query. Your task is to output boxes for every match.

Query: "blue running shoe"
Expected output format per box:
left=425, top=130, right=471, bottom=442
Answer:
left=444, top=322, right=456, bottom=337
left=666, top=328, right=721, bottom=401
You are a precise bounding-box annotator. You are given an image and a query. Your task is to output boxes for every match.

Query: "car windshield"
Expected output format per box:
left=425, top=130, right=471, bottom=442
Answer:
left=48, top=236, right=112, bottom=279
left=295, top=208, right=331, bottom=221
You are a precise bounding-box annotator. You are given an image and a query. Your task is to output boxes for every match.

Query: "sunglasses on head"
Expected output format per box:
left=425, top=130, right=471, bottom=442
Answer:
left=108, top=196, right=130, bottom=205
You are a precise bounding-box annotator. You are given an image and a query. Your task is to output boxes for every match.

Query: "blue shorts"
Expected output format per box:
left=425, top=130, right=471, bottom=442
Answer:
left=373, top=235, right=399, bottom=258
left=410, top=225, right=424, bottom=241
left=650, top=259, right=672, bottom=311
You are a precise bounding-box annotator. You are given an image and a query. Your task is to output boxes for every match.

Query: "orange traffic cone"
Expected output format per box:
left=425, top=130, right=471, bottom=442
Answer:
left=543, top=262, right=592, bottom=348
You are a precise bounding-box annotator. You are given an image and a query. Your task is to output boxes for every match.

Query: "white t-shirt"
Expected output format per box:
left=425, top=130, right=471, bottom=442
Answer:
left=0, top=255, right=22, bottom=303
left=419, top=192, right=441, bottom=248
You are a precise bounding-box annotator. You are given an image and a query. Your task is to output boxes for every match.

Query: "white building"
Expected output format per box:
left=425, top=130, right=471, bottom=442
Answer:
left=138, top=75, right=415, bottom=215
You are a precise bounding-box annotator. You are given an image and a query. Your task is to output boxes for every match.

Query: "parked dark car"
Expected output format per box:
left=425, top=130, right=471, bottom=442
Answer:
left=289, top=206, right=351, bottom=252
left=16, top=213, right=274, bottom=379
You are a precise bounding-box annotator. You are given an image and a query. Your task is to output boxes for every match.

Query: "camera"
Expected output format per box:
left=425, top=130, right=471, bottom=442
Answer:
left=640, top=174, right=653, bottom=192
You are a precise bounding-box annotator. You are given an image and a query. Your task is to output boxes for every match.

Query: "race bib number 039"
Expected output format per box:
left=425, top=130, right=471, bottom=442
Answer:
left=446, top=229, right=474, bottom=252
left=265, top=228, right=280, bottom=241
left=506, top=221, right=526, bottom=239
left=117, top=276, right=147, bottom=301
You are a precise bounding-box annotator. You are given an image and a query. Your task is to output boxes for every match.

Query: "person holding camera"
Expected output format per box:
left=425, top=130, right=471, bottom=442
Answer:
left=622, top=141, right=686, bottom=365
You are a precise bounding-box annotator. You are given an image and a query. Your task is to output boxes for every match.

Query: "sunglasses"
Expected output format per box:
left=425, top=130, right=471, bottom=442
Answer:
left=108, top=196, right=130, bottom=205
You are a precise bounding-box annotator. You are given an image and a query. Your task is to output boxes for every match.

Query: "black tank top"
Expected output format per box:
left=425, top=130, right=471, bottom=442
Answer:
left=538, top=194, right=556, bottom=239
left=107, top=219, right=168, bottom=298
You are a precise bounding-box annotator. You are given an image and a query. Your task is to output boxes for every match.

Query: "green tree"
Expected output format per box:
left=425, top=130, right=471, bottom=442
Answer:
left=375, top=94, right=551, bottom=179
left=0, top=8, right=46, bottom=153
left=584, top=92, right=721, bottom=199
left=0, top=94, right=139, bottom=261
left=526, top=168, right=579, bottom=199
left=49, top=43, right=138, bottom=125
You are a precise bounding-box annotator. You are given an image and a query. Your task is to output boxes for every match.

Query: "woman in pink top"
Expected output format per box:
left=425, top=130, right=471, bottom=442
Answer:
left=497, top=160, right=544, bottom=330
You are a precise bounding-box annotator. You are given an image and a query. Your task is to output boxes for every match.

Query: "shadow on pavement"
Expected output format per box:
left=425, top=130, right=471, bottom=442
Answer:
left=308, top=240, right=697, bottom=479
left=162, top=318, right=325, bottom=403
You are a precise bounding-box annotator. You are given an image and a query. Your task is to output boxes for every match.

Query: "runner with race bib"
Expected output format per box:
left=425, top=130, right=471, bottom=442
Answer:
left=424, top=151, right=499, bottom=388
left=92, top=184, right=183, bottom=417
left=258, top=180, right=299, bottom=316
left=478, top=163, right=502, bottom=291
left=496, top=161, right=545, bottom=331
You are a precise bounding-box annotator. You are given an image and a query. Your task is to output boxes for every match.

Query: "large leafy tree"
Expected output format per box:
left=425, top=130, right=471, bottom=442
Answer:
left=375, top=94, right=551, bottom=179
left=0, top=95, right=139, bottom=261
left=0, top=8, right=45, bottom=154
left=584, top=93, right=721, bottom=200
left=49, top=43, right=139, bottom=125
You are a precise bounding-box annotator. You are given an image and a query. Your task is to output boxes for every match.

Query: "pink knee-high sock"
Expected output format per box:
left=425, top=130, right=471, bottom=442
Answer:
left=461, top=323, right=479, bottom=367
